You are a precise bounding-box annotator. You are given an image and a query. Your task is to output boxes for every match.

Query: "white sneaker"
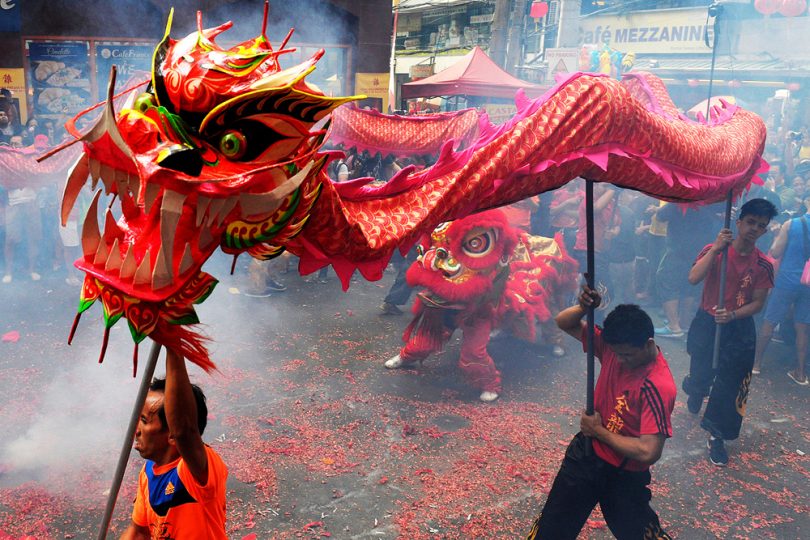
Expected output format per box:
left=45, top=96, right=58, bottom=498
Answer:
left=384, top=354, right=403, bottom=369
left=479, top=391, right=499, bottom=402
left=2, top=274, right=10, bottom=284
left=30, top=272, right=41, bottom=281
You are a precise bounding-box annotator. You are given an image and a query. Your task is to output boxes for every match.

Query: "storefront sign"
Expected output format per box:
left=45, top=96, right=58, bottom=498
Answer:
left=425, top=6, right=466, bottom=17
left=0, top=68, right=28, bottom=122
left=409, top=63, right=435, bottom=80
left=470, top=14, right=495, bottom=24
left=355, top=72, right=390, bottom=112
left=483, top=104, right=516, bottom=125
left=95, top=42, right=154, bottom=100
left=399, top=13, right=422, bottom=33
left=0, top=0, right=21, bottom=32
left=27, top=41, right=92, bottom=121
left=581, top=8, right=712, bottom=54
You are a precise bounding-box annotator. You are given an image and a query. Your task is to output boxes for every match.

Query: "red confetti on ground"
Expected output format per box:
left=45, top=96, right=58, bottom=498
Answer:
left=1, top=331, right=20, bottom=343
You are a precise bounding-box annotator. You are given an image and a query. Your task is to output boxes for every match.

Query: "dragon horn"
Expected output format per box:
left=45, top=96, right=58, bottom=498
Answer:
left=261, top=0, right=269, bottom=39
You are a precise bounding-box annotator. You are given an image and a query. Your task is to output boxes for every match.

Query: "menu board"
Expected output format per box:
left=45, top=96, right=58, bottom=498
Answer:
left=27, top=41, right=92, bottom=121
left=95, top=42, right=155, bottom=101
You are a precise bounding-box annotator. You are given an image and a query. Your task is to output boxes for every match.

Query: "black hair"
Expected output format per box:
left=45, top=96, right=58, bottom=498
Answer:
left=739, top=198, right=778, bottom=221
left=601, top=304, right=654, bottom=348
left=149, top=378, right=208, bottom=435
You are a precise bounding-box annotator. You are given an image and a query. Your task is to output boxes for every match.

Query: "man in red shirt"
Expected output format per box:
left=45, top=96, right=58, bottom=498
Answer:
left=121, top=348, right=228, bottom=539
left=683, top=198, right=777, bottom=467
left=526, top=286, right=675, bottom=540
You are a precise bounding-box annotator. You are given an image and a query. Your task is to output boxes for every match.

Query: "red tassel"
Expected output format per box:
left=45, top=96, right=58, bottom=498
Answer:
left=151, top=319, right=216, bottom=372
left=67, top=312, right=82, bottom=345
left=132, top=343, right=139, bottom=378
left=98, top=326, right=110, bottom=364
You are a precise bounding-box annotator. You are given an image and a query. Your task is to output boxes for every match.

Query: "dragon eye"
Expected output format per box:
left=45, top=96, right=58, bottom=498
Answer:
left=219, top=131, right=248, bottom=160
left=133, top=92, right=156, bottom=113
left=462, top=230, right=497, bottom=258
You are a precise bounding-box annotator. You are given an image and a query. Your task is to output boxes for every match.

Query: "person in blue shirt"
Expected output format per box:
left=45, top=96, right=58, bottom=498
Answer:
left=753, top=194, right=810, bottom=385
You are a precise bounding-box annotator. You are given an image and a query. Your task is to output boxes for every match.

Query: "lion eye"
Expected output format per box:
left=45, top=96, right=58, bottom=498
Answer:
left=133, top=92, right=156, bottom=114
left=219, top=130, right=248, bottom=160
left=462, top=230, right=496, bottom=258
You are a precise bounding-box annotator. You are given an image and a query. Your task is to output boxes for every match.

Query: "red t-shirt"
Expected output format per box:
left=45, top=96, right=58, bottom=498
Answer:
left=580, top=326, right=676, bottom=472
left=574, top=198, right=619, bottom=253
left=695, top=244, right=775, bottom=314
left=549, top=188, right=582, bottom=229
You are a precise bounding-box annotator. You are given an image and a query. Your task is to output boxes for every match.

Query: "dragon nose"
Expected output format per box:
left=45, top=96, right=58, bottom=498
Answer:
left=435, top=248, right=448, bottom=260
left=157, top=144, right=204, bottom=176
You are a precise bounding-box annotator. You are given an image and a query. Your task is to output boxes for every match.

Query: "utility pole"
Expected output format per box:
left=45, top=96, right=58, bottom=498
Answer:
left=505, top=0, right=527, bottom=75
left=555, top=0, right=583, bottom=48
left=490, top=0, right=512, bottom=70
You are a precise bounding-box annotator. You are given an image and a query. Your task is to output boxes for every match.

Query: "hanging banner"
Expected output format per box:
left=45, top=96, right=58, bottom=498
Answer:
left=27, top=41, right=92, bottom=122
left=0, top=68, right=28, bottom=123
left=95, top=42, right=154, bottom=100
left=355, top=72, right=390, bottom=113
left=0, top=0, right=21, bottom=32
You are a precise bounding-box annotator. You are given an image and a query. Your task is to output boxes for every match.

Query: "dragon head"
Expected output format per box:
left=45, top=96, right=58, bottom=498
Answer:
left=406, top=210, right=519, bottom=308
left=60, top=5, right=360, bottom=370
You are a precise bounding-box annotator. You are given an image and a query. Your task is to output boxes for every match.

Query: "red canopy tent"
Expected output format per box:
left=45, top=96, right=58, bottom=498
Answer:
left=401, top=46, right=547, bottom=100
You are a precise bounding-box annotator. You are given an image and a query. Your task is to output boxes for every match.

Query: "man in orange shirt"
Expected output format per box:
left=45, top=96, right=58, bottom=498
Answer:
left=121, top=348, right=228, bottom=539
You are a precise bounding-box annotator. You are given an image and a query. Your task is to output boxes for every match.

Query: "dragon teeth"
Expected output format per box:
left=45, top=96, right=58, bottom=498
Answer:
left=205, top=198, right=225, bottom=227
left=179, top=243, right=194, bottom=275
left=103, top=208, right=122, bottom=243
left=159, top=189, right=186, bottom=282
left=89, top=158, right=101, bottom=185
left=134, top=248, right=151, bottom=286
left=198, top=226, right=215, bottom=252
left=61, top=153, right=90, bottom=227
left=151, top=244, right=172, bottom=290
left=81, top=189, right=103, bottom=259
left=119, top=244, right=137, bottom=281
left=196, top=195, right=211, bottom=227
left=216, top=197, right=238, bottom=227
left=93, top=236, right=110, bottom=266
left=143, top=183, right=160, bottom=215
left=105, top=238, right=122, bottom=273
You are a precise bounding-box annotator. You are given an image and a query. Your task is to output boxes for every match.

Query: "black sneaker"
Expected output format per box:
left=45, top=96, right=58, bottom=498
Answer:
left=687, top=394, right=703, bottom=415
left=266, top=278, right=287, bottom=292
left=380, top=302, right=403, bottom=315
left=708, top=437, right=728, bottom=467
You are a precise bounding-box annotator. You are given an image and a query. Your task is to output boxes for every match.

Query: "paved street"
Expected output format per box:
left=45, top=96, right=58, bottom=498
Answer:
left=0, top=253, right=807, bottom=539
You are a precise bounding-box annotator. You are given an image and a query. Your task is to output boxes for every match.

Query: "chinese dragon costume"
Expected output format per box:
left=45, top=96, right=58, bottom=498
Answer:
left=384, top=209, right=577, bottom=401
left=56, top=4, right=768, bottom=374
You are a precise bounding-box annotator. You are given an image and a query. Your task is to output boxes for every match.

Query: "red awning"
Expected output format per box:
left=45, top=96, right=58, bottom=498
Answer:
left=401, top=47, right=547, bottom=100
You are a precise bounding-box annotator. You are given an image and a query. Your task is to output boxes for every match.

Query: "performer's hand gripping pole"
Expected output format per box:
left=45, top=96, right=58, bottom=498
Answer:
left=97, top=341, right=163, bottom=540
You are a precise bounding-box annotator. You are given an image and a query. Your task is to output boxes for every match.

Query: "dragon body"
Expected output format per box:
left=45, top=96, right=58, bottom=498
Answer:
left=384, top=210, right=577, bottom=401
left=58, top=6, right=767, bottom=372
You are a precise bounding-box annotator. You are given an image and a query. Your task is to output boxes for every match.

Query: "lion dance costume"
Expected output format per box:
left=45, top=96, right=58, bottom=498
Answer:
left=54, top=4, right=768, bottom=378
left=384, top=210, right=577, bottom=401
